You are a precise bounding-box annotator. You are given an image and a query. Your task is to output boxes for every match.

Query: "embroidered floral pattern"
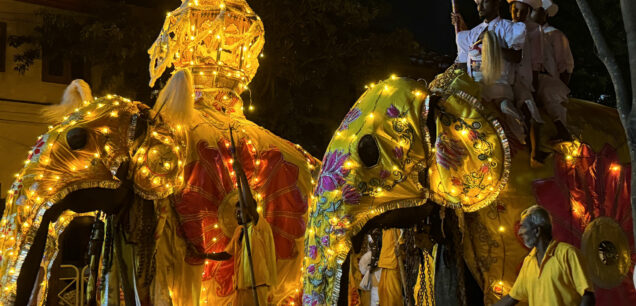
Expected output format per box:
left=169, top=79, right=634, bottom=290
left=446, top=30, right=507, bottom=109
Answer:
left=316, top=150, right=350, bottom=194
left=386, top=104, right=400, bottom=118
left=338, top=107, right=362, bottom=131
left=342, top=184, right=361, bottom=205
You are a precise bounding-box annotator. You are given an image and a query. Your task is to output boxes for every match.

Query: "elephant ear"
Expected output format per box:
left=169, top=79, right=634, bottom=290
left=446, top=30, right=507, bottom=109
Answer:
left=428, top=69, right=511, bottom=212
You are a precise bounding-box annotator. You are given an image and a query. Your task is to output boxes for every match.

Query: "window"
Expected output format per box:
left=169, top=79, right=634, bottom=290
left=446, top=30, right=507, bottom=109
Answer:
left=0, top=22, right=6, bottom=72
left=41, top=49, right=90, bottom=84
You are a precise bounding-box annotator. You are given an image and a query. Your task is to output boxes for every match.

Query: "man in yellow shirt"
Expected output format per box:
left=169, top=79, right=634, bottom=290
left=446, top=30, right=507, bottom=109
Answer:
left=495, top=205, right=595, bottom=306
left=378, top=228, right=403, bottom=306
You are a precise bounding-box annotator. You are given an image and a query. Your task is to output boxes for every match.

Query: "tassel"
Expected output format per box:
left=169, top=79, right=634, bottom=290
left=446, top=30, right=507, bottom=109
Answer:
left=42, top=79, right=93, bottom=121
left=153, top=69, right=195, bottom=126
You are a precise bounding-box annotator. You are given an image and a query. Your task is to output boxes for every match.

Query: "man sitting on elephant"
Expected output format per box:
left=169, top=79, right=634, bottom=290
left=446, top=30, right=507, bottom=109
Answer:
left=495, top=205, right=595, bottom=306
left=452, top=0, right=528, bottom=143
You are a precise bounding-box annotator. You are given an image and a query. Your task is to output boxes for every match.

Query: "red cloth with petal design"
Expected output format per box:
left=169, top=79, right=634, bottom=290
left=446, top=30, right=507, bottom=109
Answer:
left=175, top=138, right=307, bottom=297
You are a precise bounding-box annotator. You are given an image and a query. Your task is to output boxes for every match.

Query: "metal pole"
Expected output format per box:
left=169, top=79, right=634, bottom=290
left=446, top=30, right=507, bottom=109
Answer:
left=229, top=127, right=260, bottom=306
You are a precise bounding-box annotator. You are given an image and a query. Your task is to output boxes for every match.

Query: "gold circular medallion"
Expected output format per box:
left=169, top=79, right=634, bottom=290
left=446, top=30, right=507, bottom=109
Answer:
left=581, top=217, right=631, bottom=289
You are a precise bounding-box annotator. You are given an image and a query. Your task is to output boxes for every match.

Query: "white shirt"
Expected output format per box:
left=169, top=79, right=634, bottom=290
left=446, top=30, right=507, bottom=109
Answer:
left=456, top=17, right=526, bottom=85
left=543, top=24, right=574, bottom=75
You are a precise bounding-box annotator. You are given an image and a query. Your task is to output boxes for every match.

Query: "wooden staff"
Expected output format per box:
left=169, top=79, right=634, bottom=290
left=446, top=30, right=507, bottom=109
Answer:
left=451, top=0, right=460, bottom=34
left=229, top=127, right=260, bottom=306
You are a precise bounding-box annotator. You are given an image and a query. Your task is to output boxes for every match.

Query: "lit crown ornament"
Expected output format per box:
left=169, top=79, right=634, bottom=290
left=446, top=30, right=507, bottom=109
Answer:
left=148, top=0, right=264, bottom=96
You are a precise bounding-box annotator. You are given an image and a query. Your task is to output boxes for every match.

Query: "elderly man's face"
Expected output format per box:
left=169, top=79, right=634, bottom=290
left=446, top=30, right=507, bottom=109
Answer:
left=518, top=219, right=539, bottom=249
left=477, top=0, right=500, bottom=19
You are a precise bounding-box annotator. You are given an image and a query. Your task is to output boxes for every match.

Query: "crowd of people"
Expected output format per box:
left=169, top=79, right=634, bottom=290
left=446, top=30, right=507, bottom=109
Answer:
left=453, top=0, right=574, bottom=167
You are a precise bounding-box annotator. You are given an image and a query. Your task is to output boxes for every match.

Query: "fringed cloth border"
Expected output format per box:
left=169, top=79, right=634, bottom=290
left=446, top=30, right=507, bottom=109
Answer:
left=3, top=180, right=119, bottom=304
left=330, top=196, right=430, bottom=304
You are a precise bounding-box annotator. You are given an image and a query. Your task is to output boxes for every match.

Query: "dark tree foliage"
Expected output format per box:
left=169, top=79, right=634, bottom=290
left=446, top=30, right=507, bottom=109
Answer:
left=9, top=0, right=177, bottom=101
left=246, top=0, right=421, bottom=155
left=10, top=0, right=423, bottom=157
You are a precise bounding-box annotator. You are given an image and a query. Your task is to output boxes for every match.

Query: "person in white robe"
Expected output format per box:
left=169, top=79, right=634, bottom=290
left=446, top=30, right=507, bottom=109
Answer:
left=452, top=0, right=528, bottom=143
left=508, top=0, right=552, bottom=165
left=531, top=0, right=573, bottom=143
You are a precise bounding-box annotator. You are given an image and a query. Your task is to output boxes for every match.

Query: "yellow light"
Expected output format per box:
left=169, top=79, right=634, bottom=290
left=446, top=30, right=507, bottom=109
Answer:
left=106, top=94, right=113, bottom=99
left=249, top=105, right=254, bottom=111
left=110, top=111, right=118, bottom=117
left=255, top=160, right=261, bottom=165
left=368, top=113, right=374, bottom=119
left=101, top=127, right=109, bottom=134
left=152, top=177, right=161, bottom=185
left=376, top=187, right=383, bottom=193
left=390, top=74, right=397, bottom=80
left=336, top=131, right=342, bottom=137
left=383, top=85, right=389, bottom=91
left=498, top=226, right=505, bottom=232
left=214, top=223, right=219, bottom=229
left=94, top=152, right=100, bottom=158
left=257, top=206, right=263, bottom=213
left=461, top=129, right=468, bottom=136
left=164, top=162, right=172, bottom=169
left=70, top=166, right=77, bottom=171
left=97, top=103, right=104, bottom=108
left=610, top=164, right=621, bottom=172
left=565, top=155, right=573, bottom=161
left=229, top=158, right=234, bottom=164
left=104, top=145, right=111, bottom=152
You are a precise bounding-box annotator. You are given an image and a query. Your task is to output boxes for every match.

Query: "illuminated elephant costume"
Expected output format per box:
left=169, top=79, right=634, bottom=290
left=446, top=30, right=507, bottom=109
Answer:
left=0, top=0, right=319, bottom=305
left=303, top=69, right=635, bottom=305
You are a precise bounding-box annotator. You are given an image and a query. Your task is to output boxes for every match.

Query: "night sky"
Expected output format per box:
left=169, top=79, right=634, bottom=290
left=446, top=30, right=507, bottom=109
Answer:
left=388, top=0, right=513, bottom=55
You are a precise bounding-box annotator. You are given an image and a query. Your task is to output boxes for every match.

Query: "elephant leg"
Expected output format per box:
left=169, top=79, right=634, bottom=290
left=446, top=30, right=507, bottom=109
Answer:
left=352, top=203, right=436, bottom=252
left=337, top=253, right=351, bottom=306
left=15, top=202, right=68, bottom=305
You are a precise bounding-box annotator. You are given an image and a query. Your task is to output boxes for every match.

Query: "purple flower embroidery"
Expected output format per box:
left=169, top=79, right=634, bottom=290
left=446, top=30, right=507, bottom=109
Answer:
left=342, top=184, right=361, bottom=205
left=338, top=107, right=362, bottom=131
left=379, top=169, right=390, bottom=179
left=308, top=245, right=317, bottom=259
left=386, top=104, right=400, bottom=118
left=436, top=134, right=468, bottom=170
left=393, top=146, right=404, bottom=159
left=321, top=235, right=330, bottom=247
left=316, top=150, right=350, bottom=194
left=307, top=264, right=316, bottom=274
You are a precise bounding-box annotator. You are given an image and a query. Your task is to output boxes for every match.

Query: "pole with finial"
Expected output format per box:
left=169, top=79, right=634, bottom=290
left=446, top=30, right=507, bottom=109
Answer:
left=229, top=126, right=260, bottom=306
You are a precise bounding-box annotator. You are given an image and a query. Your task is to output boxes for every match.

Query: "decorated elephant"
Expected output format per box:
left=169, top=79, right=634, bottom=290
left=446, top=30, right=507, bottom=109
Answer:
left=303, top=69, right=635, bottom=305
left=0, top=0, right=320, bottom=305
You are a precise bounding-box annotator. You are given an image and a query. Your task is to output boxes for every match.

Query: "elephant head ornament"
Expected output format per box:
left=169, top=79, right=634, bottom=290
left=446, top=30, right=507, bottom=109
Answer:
left=303, top=70, right=512, bottom=304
